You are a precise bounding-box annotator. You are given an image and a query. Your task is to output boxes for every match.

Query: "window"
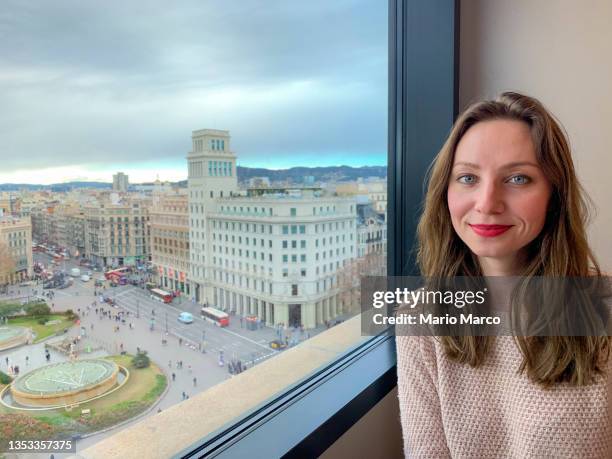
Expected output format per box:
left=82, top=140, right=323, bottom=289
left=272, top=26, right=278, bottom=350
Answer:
left=21, top=0, right=443, bottom=456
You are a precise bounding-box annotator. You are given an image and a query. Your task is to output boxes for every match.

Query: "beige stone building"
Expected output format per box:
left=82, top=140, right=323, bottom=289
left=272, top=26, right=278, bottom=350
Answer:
left=149, top=190, right=190, bottom=293
left=84, top=196, right=152, bottom=268
left=30, top=201, right=85, bottom=257
left=0, top=193, right=21, bottom=217
left=334, top=179, right=387, bottom=214
left=0, top=216, right=33, bottom=285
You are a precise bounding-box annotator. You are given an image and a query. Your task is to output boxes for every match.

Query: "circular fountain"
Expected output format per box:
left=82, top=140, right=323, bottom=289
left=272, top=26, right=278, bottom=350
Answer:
left=0, top=325, right=31, bottom=351
left=10, top=359, right=120, bottom=408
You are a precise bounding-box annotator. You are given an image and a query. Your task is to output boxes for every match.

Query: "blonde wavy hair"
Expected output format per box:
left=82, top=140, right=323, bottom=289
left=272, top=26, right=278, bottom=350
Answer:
left=416, top=91, right=609, bottom=387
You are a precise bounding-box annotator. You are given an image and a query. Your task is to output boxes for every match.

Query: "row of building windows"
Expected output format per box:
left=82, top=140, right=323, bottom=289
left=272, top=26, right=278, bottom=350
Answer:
left=212, top=220, right=273, bottom=234
left=208, top=161, right=232, bottom=177
left=211, top=258, right=350, bottom=279
left=211, top=271, right=345, bottom=297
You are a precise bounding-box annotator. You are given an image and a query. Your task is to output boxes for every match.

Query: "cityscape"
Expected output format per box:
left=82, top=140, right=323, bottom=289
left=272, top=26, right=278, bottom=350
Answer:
left=0, top=128, right=387, bottom=453
left=0, top=0, right=387, bottom=454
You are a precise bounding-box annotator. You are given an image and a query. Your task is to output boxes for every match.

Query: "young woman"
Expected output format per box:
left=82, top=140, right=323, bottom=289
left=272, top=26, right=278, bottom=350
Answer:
left=396, top=92, right=610, bottom=458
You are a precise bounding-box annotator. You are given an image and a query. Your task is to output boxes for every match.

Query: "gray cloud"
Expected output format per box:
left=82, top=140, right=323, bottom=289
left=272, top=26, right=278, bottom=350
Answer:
left=0, top=0, right=387, bottom=173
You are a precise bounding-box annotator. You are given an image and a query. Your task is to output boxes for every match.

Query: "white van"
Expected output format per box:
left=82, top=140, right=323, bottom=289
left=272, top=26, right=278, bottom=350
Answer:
left=70, top=268, right=81, bottom=277
left=80, top=274, right=90, bottom=282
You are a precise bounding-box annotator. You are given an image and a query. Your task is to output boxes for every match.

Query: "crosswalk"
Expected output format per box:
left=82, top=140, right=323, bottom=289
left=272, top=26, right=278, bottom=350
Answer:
left=105, top=287, right=277, bottom=366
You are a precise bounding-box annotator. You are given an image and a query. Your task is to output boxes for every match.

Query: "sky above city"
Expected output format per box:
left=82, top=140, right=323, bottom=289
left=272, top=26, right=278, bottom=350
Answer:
left=0, top=0, right=387, bottom=184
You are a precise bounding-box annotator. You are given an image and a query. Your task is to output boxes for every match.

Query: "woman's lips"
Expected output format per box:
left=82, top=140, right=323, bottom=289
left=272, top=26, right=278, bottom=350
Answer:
left=469, top=224, right=513, bottom=237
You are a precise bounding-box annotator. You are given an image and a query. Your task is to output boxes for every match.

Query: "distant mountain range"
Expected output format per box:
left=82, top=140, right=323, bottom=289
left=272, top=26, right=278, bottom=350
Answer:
left=0, top=165, right=387, bottom=191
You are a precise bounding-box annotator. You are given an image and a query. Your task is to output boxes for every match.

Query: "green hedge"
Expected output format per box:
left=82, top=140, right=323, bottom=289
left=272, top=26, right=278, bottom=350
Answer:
left=0, top=370, right=12, bottom=385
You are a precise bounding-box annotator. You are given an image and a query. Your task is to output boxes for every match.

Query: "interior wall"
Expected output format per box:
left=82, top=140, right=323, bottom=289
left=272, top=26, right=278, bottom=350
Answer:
left=460, top=0, right=612, bottom=271
left=321, top=387, right=403, bottom=459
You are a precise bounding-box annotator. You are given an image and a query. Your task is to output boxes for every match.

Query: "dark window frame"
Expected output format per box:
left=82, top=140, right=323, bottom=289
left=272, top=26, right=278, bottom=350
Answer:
left=177, top=0, right=459, bottom=457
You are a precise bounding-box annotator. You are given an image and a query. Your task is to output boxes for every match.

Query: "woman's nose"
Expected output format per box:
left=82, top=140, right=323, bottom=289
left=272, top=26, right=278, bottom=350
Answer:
left=474, top=181, right=505, bottom=214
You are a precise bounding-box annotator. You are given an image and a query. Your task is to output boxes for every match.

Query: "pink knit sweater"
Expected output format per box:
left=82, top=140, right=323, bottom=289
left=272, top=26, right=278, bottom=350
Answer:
left=395, top=335, right=611, bottom=458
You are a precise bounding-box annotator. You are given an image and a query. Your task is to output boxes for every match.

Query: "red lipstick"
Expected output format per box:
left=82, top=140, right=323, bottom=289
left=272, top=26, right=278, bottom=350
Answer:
left=469, top=224, right=512, bottom=237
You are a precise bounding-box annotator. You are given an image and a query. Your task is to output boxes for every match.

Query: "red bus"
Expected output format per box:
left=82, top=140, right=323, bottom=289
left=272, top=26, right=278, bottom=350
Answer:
left=104, top=267, right=130, bottom=280
left=201, top=307, right=230, bottom=327
left=150, top=288, right=173, bottom=304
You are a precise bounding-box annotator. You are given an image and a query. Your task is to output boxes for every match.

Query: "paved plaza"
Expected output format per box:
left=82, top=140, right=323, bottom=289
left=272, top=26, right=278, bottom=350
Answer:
left=0, top=253, right=350, bottom=456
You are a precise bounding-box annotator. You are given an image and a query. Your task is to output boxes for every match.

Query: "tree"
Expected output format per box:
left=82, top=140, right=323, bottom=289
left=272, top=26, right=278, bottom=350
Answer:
left=132, top=350, right=150, bottom=368
left=24, top=302, right=51, bottom=317
left=0, top=241, right=15, bottom=289
left=337, top=250, right=387, bottom=317
left=0, top=302, right=22, bottom=320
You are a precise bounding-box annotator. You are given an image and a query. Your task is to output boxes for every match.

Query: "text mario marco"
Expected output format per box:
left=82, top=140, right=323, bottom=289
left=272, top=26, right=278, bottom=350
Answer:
left=369, top=288, right=501, bottom=326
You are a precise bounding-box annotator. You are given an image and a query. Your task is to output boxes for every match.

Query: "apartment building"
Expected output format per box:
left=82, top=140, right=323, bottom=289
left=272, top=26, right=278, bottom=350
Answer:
left=113, top=172, right=129, bottom=192
left=0, top=216, right=33, bottom=284
left=150, top=190, right=190, bottom=293
left=0, top=193, right=21, bottom=217
left=30, top=202, right=86, bottom=257
left=356, top=202, right=387, bottom=258
left=335, top=179, right=387, bottom=214
left=84, top=196, right=151, bottom=268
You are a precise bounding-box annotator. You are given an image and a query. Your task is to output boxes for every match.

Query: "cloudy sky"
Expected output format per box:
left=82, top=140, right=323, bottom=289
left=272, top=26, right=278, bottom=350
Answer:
left=0, top=0, right=387, bottom=184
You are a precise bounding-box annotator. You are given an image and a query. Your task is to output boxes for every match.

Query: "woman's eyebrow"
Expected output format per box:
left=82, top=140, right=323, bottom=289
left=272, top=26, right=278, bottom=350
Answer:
left=453, top=161, right=541, bottom=169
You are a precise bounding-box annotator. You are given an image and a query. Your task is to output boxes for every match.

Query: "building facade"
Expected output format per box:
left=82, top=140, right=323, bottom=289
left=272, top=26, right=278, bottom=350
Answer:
left=186, top=128, right=361, bottom=329
left=207, top=193, right=357, bottom=329
left=0, top=216, right=33, bottom=285
left=187, top=129, right=238, bottom=304
left=84, top=197, right=151, bottom=268
left=150, top=190, right=190, bottom=293
left=112, top=172, right=129, bottom=192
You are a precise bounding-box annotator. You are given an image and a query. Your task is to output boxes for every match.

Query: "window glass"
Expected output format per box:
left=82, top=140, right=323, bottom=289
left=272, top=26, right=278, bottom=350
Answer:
left=2, top=0, right=388, bottom=454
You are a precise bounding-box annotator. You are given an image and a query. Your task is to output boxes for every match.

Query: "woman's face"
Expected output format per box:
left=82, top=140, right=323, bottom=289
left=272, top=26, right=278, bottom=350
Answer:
left=447, top=119, right=552, bottom=271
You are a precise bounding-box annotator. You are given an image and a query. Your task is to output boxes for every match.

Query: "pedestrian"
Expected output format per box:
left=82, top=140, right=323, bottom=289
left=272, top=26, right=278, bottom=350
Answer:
left=91, top=323, right=94, bottom=331
left=181, top=391, right=186, bottom=400
left=188, top=364, right=192, bottom=373
left=172, top=372, right=176, bottom=381
left=193, top=377, right=197, bottom=386
left=25, top=356, right=29, bottom=365
left=4, top=356, right=8, bottom=366
left=179, top=337, right=183, bottom=346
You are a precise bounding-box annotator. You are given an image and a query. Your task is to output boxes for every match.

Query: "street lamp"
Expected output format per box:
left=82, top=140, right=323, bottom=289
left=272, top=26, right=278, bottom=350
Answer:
left=136, top=299, right=140, bottom=318
left=165, top=311, right=168, bottom=333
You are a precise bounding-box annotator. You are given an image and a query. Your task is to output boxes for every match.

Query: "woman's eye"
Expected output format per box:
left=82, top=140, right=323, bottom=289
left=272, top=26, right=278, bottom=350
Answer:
left=507, top=175, right=531, bottom=185
left=457, top=174, right=476, bottom=184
